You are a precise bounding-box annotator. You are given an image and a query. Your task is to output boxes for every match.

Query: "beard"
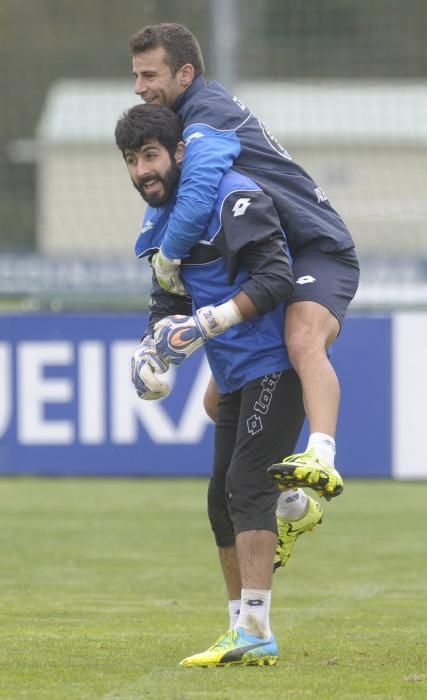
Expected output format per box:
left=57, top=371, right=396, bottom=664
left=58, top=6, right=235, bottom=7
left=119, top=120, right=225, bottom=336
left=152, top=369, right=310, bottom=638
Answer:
left=132, top=161, right=180, bottom=207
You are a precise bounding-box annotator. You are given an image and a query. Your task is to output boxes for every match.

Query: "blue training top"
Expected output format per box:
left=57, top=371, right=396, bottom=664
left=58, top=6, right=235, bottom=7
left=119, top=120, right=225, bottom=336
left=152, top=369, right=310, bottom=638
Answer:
left=159, top=76, right=355, bottom=261
left=135, top=169, right=293, bottom=394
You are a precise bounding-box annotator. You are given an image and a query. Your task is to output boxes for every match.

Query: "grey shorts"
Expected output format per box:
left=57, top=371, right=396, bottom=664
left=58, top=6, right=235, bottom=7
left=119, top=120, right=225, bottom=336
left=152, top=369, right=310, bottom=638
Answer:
left=288, top=248, right=360, bottom=328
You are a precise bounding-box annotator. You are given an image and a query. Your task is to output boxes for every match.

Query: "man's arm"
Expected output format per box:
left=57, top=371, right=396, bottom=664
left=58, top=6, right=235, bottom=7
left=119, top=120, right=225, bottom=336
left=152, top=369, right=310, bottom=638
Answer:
left=149, top=257, right=289, bottom=373
left=160, top=126, right=241, bottom=260
left=214, top=189, right=295, bottom=314
left=131, top=272, right=193, bottom=400
left=150, top=190, right=294, bottom=370
left=151, top=126, right=240, bottom=293
left=143, top=272, right=193, bottom=337
left=228, top=237, right=294, bottom=315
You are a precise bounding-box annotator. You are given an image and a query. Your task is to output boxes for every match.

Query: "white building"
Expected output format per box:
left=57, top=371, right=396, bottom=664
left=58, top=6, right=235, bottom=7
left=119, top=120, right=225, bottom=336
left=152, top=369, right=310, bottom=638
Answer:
left=36, top=79, right=427, bottom=257
left=36, top=81, right=143, bottom=255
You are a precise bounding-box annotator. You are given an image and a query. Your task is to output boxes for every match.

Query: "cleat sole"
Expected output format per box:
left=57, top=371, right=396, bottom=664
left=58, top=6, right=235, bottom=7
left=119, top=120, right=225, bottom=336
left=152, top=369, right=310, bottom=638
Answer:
left=204, top=656, right=278, bottom=668
left=181, top=655, right=278, bottom=668
left=268, top=464, right=343, bottom=499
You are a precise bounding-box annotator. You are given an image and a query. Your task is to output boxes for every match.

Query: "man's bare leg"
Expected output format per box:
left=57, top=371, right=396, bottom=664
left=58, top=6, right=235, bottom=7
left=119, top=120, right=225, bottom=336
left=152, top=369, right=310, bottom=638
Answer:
left=268, top=301, right=344, bottom=498
left=285, top=300, right=340, bottom=442
left=217, top=545, right=242, bottom=629
left=234, top=529, right=276, bottom=639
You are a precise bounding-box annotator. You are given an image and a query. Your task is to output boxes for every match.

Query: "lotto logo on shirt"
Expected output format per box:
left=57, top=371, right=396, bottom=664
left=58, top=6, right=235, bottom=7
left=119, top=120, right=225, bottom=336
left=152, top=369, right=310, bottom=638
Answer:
left=232, top=198, right=252, bottom=217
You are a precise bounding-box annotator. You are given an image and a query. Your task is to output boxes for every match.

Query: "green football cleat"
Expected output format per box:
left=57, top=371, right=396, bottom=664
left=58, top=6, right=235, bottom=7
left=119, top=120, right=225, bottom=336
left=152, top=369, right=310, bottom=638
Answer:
left=274, top=496, right=323, bottom=571
left=179, top=628, right=279, bottom=667
left=268, top=448, right=344, bottom=500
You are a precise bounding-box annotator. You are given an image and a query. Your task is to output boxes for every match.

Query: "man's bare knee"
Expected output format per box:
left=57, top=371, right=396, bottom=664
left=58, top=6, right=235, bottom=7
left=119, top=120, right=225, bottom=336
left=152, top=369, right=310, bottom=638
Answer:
left=285, top=302, right=339, bottom=360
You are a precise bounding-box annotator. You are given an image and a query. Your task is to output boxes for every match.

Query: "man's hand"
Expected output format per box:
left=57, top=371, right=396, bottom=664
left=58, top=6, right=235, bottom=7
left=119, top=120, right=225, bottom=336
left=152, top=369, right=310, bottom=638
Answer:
left=152, top=301, right=242, bottom=369
left=131, top=337, right=170, bottom=400
left=153, top=315, right=205, bottom=369
left=151, top=248, right=187, bottom=296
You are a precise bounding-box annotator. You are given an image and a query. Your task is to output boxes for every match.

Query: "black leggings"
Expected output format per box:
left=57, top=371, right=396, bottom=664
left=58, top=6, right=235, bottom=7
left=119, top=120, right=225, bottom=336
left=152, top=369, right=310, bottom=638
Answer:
left=207, top=369, right=305, bottom=547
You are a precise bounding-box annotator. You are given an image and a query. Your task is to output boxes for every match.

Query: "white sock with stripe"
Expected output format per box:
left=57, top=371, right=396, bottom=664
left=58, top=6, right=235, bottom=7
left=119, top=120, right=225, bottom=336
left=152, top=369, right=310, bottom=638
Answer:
left=228, top=599, right=241, bottom=629
left=276, top=488, right=308, bottom=520
left=236, top=588, right=271, bottom=639
left=307, top=432, right=336, bottom=466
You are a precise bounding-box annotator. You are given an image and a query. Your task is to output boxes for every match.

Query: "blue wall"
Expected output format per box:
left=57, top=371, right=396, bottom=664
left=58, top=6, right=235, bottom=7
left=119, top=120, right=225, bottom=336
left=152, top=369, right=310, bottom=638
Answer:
left=0, top=313, right=392, bottom=477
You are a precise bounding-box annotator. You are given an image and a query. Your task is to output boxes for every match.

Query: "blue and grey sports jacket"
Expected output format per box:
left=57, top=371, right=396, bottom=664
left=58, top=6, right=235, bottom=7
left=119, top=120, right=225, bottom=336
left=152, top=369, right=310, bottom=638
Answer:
left=159, top=76, right=355, bottom=261
left=135, top=169, right=294, bottom=394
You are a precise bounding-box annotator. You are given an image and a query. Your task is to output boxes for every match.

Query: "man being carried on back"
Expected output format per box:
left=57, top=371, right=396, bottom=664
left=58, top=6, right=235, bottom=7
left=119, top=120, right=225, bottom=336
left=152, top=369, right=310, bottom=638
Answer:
left=128, top=22, right=360, bottom=498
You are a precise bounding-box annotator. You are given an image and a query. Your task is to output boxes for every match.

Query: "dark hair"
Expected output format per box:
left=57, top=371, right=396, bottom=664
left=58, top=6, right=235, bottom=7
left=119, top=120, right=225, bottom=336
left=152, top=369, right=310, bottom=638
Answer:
left=129, top=23, right=204, bottom=78
left=115, top=103, right=183, bottom=158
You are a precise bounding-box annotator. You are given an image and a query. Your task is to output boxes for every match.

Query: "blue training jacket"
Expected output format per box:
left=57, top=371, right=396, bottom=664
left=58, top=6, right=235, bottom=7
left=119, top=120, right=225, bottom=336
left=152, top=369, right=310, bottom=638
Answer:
left=135, top=169, right=293, bottom=394
left=160, top=76, right=355, bottom=261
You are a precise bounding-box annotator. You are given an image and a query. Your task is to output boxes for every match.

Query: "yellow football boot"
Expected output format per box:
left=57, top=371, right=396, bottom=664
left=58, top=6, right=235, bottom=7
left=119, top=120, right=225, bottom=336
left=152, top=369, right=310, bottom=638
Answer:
left=268, top=448, right=344, bottom=500
left=274, top=496, right=323, bottom=571
left=179, top=628, right=278, bottom=667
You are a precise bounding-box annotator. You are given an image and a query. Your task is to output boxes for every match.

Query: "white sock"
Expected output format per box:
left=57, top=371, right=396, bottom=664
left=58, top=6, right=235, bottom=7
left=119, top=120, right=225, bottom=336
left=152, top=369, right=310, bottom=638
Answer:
left=228, top=599, right=241, bottom=629
left=236, top=589, right=271, bottom=639
left=276, top=488, right=308, bottom=520
left=307, top=432, right=336, bottom=466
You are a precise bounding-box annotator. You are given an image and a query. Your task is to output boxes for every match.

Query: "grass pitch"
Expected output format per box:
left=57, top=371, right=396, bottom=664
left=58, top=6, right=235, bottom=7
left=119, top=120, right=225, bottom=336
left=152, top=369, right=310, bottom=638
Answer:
left=0, top=478, right=426, bottom=699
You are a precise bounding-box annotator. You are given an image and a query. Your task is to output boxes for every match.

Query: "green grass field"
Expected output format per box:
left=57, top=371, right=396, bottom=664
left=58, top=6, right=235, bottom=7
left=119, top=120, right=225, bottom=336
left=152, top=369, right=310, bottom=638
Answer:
left=0, top=478, right=426, bottom=699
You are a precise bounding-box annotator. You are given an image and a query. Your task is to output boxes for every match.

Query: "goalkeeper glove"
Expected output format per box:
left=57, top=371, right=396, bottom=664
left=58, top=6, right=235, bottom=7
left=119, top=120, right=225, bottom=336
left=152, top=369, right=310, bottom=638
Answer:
left=131, top=337, right=170, bottom=400
left=151, top=247, right=187, bottom=296
left=153, top=300, right=242, bottom=369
